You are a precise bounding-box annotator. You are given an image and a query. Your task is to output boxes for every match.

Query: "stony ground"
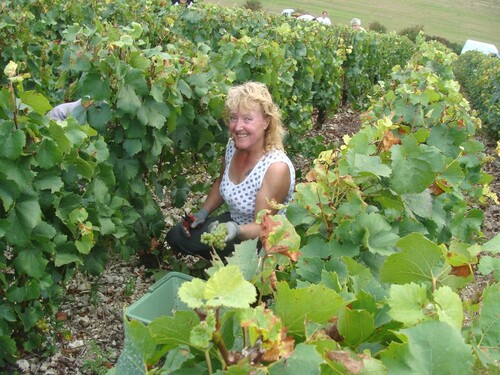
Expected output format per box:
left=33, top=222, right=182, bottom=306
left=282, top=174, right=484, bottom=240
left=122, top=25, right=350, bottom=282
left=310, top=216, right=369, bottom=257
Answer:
left=12, top=106, right=499, bottom=375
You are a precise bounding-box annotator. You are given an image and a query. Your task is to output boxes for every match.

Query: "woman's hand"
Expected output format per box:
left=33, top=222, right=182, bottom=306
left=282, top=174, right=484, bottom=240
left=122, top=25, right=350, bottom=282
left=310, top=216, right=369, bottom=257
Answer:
left=181, top=208, right=209, bottom=237
left=208, top=220, right=240, bottom=242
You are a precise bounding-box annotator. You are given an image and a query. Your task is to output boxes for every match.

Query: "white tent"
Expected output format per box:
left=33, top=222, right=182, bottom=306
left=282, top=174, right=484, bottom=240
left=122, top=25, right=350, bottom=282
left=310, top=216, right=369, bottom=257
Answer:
left=461, top=40, right=499, bottom=57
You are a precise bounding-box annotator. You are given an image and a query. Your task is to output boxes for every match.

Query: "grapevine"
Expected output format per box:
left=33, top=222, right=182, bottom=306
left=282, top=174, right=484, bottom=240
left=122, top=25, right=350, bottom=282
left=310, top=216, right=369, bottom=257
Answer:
left=201, top=224, right=227, bottom=251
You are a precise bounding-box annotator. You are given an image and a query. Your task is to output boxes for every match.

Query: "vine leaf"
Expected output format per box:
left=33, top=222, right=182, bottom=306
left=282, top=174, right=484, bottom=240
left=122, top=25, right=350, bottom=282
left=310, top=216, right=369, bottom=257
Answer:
left=387, top=284, right=463, bottom=330
left=387, top=283, right=429, bottom=327
left=380, top=233, right=444, bottom=285
left=114, top=317, right=154, bottom=375
left=6, top=190, right=41, bottom=246
left=149, top=310, right=199, bottom=348
left=482, top=233, right=500, bottom=254
left=381, top=321, right=474, bottom=374
left=179, top=265, right=257, bottom=309
left=471, top=283, right=500, bottom=365
left=389, top=136, right=444, bottom=194
left=259, top=211, right=301, bottom=260
left=268, top=343, right=324, bottom=374
left=18, top=90, right=52, bottom=115
left=434, top=286, right=463, bottom=330
left=337, top=308, right=375, bottom=347
left=274, top=282, right=345, bottom=338
left=0, top=122, right=25, bottom=160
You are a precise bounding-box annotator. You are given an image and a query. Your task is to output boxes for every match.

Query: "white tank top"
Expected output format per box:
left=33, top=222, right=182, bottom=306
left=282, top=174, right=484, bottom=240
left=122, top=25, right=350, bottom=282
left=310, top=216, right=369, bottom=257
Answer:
left=220, top=139, right=295, bottom=224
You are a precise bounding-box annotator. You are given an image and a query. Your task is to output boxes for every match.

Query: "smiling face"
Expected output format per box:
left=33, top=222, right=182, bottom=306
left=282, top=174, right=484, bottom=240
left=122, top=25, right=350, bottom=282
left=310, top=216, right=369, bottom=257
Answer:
left=229, top=106, right=269, bottom=152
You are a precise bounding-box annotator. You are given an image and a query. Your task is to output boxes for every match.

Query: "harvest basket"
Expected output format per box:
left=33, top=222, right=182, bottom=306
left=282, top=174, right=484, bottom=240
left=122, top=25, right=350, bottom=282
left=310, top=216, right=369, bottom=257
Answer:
left=125, top=271, right=193, bottom=324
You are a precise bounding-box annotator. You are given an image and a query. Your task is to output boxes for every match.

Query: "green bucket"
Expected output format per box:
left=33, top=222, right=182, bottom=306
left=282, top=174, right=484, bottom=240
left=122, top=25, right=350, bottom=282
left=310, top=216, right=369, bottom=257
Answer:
left=125, top=271, right=193, bottom=324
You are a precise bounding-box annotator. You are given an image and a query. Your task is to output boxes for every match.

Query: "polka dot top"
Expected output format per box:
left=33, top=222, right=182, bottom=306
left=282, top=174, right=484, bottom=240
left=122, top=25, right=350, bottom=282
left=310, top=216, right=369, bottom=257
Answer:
left=220, top=139, right=296, bottom=225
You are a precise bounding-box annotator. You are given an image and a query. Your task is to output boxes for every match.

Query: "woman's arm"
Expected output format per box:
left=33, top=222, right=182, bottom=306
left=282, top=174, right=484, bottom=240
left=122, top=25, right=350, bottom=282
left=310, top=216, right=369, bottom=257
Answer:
left=238, top=162, right=291, bottom=240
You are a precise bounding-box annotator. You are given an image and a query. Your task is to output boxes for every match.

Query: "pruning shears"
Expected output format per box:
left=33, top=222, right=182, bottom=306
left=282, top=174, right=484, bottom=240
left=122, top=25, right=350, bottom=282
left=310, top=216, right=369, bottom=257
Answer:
left=182, top=211, right=200, bottom=238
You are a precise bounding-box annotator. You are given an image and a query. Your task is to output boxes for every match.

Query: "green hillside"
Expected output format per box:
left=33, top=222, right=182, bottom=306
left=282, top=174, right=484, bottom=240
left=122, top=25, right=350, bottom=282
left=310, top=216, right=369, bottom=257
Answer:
left=206, top=0, right=500, bottom=50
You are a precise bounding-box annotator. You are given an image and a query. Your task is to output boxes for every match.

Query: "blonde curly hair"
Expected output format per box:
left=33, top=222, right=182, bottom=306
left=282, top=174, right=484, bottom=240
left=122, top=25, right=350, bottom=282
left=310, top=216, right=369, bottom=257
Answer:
left=224, top=82, right=285, bottom=152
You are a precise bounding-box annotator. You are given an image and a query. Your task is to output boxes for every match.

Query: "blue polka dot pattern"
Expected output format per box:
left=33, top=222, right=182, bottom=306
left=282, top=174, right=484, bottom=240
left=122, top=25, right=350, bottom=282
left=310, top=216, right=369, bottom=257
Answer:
left=220, top=139, right=296, bottom=224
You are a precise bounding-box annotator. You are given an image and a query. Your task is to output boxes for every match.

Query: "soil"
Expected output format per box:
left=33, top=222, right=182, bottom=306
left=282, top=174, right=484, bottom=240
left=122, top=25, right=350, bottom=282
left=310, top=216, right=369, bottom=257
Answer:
left=10, top=106, right=499, bottom=375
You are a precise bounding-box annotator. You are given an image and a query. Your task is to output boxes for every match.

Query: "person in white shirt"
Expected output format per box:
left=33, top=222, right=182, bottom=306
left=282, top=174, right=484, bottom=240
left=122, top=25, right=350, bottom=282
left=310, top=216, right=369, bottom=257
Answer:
left=297, top=14, right=316, bottom=22
left=316, top=11, right=331, bottom=26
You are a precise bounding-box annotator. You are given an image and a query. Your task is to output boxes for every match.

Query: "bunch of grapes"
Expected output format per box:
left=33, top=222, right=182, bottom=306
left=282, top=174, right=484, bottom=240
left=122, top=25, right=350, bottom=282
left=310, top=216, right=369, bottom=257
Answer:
left=201, top=224, right=227, bottom=251
left=35, top=318, right=51, bottom=333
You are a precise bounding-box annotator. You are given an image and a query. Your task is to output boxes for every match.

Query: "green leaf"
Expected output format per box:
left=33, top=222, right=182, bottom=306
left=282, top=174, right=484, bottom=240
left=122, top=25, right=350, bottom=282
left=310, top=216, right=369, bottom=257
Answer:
left=402, top=190, right=433, bottom=219
left=76, top=157, right=96, bottom=180
left=351, top=212, right=399, bottom=255
left=482, top=233, right=500, bottom=254
left=6, top=190, right=42, bottom=246
left=19, top=90, right=52, bottom=115
left=225, top=239, right=259, bottom=281
left=268, top=343, right=324, bottom=375
left=76, top=232, right=94, bottom=254
left=13, top=248, right=48, bottom=279
left=473, top=283, right=500, bottom=363
left=177, top=79, right=192, bottom=99
left=478, top=256, right=500, bottom=281
left=433, top=286, right=463, bottom=330
left=80, top=72, right=111, bottom=101
left=136, top=100, right=167, bottom=129
left=54, top=251, right=83, bottom=267
left=33, top=170, right=64, bottom=193
left=114, top=317, right=153, bottom=375
left=380, top=233, right=444, bottom=285
left=117, top=85, right=142, bottom=115
left=0, top=158, right=35, bottom=189
left=48, top=122, right=71, bottom=153
left=150, top=310, right=200, bottom=347
left=0, top=176, right=19, bottom=211
left=204, top=265, right=257, bottom=308
left=346, top=151, right=392, bottom=178
left=387, top=283, right=429, bottom=326
left=337, top=308, right=375, bottom=347
left=82, top=245, right=108, bottom=276
left=178, top=278, right=207, bottom=309
left=390, top=136, right=444, bottom=194
left=65, top=123, right=92, bottom=148
left=35, top=139, right=63, bottom=169
left=123, top=139, right=143, bottom=156
left=274, top=282, right=346, bottom=338
left=190, top=309, right=216, bottom=349
left=0, top=121, right=25, bottom=160
left=381, top=321, right=474, bottom=375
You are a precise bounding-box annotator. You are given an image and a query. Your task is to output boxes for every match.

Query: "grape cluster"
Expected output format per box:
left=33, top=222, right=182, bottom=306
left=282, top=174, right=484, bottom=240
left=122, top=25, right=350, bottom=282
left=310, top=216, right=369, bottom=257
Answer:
left=36, top=319, right=50, bottom=333
left=201, top=224, right=227, bottom=251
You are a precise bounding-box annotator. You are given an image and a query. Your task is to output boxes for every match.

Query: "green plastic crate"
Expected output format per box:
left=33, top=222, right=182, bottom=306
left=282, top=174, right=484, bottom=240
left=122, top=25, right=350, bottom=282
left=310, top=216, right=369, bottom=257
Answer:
left=125, top=271, right=193, bottom=324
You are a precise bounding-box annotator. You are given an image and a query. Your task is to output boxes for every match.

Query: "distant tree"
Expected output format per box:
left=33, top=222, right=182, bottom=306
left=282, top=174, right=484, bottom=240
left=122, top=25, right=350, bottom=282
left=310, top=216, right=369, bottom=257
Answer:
left=368, top=21, right=387, bottom=33
left=243, top=0, right=262, bottom=11
left=398, top=25, right=424, bottom=42
left=425, top=35, right=462, bottom=55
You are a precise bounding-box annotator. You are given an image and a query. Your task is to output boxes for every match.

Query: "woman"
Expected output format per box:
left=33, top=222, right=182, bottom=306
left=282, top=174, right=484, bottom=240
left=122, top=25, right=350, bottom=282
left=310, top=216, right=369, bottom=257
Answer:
left=166, top=82, right=295, bottom=259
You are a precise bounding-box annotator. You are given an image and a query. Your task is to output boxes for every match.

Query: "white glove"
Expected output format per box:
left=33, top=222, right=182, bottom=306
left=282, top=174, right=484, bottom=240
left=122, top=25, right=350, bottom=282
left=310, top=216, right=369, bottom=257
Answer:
left=190, top=208, right=209, bottom=228
left=208, top=220, right=240, bottom=242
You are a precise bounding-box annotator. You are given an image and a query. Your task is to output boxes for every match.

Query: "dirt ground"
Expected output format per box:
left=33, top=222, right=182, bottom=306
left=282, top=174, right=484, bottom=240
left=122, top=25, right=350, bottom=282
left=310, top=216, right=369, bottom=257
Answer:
left=10, top=106, right=499, bottom=375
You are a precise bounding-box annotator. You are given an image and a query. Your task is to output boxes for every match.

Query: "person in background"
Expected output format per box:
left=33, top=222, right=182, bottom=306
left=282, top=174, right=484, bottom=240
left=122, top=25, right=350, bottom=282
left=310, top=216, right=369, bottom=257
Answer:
left=296, top=14, right=316, bottom=22
left=316, top=11, right=331, bottom=26
left=350, top=18, right=366, bottom=32
left=166, top=82, right=296, bottom=261
left=46, top=99, right=83, bottom=121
